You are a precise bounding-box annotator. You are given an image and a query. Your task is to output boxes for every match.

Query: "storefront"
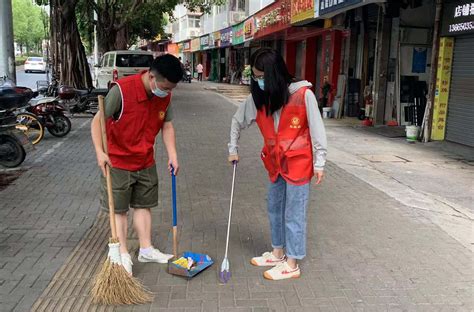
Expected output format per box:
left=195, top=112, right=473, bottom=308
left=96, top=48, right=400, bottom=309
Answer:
left=220, top=27, right=233, bottom=82
left=182, top=40, right=192, bottom=66
left=200, top=35, right=211, bottom=79
left=190, top=38, right=201, bottom=78
left=231, top=22, right=246, bottom=84
left=432, top=0, right=474, bottom=146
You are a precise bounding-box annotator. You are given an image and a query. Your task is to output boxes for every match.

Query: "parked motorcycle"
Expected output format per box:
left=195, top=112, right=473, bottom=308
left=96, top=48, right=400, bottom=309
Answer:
left=59, top=85, right=108, bottom=115
left=27, top=97, right=71, bottom=137
left=0, top=79, right=33, bottom=167
left=38, top=79, right=108, bottom=115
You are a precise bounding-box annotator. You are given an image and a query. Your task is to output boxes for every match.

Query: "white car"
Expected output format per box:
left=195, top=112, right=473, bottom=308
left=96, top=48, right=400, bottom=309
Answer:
left=24, top=57, right=47, bottom=73
left=96, top=50, right=154, bottom=88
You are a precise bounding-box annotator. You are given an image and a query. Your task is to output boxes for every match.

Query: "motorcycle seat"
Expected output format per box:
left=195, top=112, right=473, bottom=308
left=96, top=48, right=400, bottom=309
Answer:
left=75, top=89, right=90, bottom=97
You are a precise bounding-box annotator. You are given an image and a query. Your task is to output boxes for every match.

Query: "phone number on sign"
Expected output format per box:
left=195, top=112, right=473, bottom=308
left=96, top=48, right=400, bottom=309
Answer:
left=449, top=21, right=474, bottom=32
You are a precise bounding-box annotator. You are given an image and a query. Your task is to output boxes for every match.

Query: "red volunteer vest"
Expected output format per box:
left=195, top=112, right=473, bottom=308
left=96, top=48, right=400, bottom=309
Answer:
left=106, top=72, right=171, bottom=171
left=256, top=87, right=313, bottom=185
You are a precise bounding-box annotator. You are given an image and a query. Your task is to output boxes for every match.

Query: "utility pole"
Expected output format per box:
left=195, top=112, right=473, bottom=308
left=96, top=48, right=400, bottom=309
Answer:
left=422, top=0, right=443, bottom=143
left=93, top=0, right=99, bottom=87
left=0, top=0, right=16, bottom=83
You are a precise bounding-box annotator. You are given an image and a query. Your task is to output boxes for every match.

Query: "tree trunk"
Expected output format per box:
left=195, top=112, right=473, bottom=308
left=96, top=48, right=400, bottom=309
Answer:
left=115, top=26, right=128, bottom=50
left=49, top=0, right=92, bottom=88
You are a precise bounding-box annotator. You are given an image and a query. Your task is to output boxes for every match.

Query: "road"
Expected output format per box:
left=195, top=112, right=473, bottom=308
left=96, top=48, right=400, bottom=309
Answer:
left=15, top=65, right=48, bottom=90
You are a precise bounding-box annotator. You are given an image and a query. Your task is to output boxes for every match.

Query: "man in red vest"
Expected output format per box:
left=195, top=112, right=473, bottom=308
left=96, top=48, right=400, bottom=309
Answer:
left=91, top=54, right=183, bottom=275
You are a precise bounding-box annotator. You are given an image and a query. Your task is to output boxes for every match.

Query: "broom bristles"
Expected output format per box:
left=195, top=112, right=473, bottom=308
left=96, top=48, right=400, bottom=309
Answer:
left=91, top=258, right=153, bottom=305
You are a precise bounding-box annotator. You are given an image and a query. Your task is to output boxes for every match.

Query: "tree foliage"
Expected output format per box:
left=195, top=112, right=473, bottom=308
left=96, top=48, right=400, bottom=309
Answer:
left=34, top=0, right=226, bottom=87
left=13, top=0, right=46, bottom=55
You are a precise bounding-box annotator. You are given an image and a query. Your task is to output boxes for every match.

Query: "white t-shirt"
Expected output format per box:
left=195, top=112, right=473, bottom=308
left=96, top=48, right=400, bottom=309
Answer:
left=196, top=64, right=203, bottom=73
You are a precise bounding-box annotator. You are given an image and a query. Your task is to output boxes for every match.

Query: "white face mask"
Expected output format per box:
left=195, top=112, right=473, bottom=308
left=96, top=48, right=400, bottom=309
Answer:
left=150, top=80, right=168, bottom=98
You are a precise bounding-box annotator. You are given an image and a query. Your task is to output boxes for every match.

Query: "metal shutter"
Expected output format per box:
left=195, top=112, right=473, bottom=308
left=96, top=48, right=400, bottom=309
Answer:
left=445, top=36, right=474, bottom=147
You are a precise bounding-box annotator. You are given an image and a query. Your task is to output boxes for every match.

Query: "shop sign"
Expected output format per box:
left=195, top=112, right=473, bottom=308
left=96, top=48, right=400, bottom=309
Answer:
left=167, top=43, right=179, bottom=56
left=220, top=27, right=233, bottom=47
left=208, top=33, right=215, bottom=49
left=291, top=0, right=316, bottom=23
left=212, top=31, right=221, bottom=48
left=183, top=40, right=191, bottom=52
left=244, top=17, right=255, bottom=41
left=200, top=35, right=209, bottom=50
left=431, top=37, right=454, bottom=141
left=319, top=0, right=362, bottom=16
left=255, top=0, right=292, bottom=38
left=233, top=22, right=245, bottom=45
left=441, top=1, right=474, bottom=36
left=178, top=43, right=184, bottom=53
left=191, top=38, right=200, bottom=52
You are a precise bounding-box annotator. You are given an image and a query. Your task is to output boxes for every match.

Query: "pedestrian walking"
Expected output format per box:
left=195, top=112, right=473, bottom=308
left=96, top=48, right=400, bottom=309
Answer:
left=196, top=63, right=203, bottom=81
left=91, top=54, right=184, bottom=276
left=228, top=48, right=327, bottom=281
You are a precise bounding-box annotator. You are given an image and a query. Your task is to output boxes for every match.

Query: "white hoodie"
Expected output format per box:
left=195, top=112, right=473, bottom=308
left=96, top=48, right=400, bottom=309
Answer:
left=228, top=80, right=327, bottom=171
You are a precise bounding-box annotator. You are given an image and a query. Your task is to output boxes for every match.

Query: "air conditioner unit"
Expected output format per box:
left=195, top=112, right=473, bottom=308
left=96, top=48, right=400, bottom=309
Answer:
left=230, top=11, right=245, bottom=24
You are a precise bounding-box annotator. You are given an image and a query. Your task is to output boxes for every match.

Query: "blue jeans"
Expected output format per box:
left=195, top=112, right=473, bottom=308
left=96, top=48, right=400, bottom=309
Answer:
left=267, top=176, right=310, bottom=260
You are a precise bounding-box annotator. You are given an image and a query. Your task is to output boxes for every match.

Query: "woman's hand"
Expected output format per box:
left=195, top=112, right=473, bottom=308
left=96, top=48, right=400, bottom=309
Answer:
left=228, top=154, right=239, bottom=164
left=314, top=170, right=324, bottom=185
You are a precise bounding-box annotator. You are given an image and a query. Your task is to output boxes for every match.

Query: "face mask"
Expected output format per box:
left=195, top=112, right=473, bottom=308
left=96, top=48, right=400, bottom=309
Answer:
left=151, top=80, right=169, bottom=98
left=257, top=79, right=265, bottom=91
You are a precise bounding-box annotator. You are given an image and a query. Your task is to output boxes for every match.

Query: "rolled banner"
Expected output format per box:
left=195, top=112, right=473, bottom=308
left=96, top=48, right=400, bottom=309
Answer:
left=107, top=242, right=122, bottom=265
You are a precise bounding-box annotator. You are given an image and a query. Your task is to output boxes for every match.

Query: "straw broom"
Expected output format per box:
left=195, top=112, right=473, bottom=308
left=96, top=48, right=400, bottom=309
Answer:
left=90, top=95, right=153, bottom=305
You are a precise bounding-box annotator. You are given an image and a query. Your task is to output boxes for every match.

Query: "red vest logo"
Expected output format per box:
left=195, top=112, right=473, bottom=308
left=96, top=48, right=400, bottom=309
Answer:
left=290, top=117, right=301, bottom=129
left=159, top=111, right=166, bottom=120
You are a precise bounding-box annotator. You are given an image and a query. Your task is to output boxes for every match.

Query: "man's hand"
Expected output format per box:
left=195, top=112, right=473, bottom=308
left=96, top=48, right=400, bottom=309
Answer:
left=168, top=157, right=179, bottom=176
left=314, top=170, right=324, bottom=185
left=228, top=154, right=239, bottom=164
left=97, top=151, right=111, bottom=176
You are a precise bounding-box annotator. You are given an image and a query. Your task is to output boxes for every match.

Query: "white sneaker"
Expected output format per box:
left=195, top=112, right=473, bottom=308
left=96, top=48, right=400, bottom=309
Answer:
left=121, top=253, right=133, bottom=275
left=264, top=262, right=301, bottom=280
left=250, top=251, right=286, bottom=267
left=138, top=247, right=173, bottom=264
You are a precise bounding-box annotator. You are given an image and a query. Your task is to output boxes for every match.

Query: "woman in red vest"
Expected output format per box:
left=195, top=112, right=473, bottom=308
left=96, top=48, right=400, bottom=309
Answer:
left=228, top=48, right=327, bottom=280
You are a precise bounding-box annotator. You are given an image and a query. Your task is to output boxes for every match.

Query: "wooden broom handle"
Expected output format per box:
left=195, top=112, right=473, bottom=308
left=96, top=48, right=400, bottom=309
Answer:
left=98, top=95, right=118, bottom=239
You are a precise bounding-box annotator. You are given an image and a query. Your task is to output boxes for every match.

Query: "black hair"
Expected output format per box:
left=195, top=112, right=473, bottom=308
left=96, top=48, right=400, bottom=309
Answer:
left=250, top=48, right=293, bottom=116
left=150, top=54, right=183, bottom=84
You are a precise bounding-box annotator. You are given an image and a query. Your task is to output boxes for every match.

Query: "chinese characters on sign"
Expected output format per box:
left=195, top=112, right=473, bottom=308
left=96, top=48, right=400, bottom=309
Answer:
left=232, top=22, right=244, bottom=45
left=431, top=37, right=454, bottom=141
left=255, top=0, right=291, bottom=39
left=319, top=0, right=362, bottom=16
left=453, top=3, right=474, bottom=17
left=291, top=0, right=314, bottom=23
left=220, top=27, right=233, bottom=47
left=441, top=1, right=474, bottom=35
left=200, top=35, right=209, bottom=50
left=244, top=17, right=255, bottom=41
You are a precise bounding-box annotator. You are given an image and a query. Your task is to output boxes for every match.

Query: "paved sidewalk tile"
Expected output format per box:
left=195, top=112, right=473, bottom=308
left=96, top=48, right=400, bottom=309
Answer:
left=1, top=83, right=471, bottom=312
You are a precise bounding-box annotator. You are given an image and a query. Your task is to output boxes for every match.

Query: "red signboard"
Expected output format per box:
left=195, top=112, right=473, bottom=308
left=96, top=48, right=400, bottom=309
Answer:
left=254, top=0, right=292, bottom=39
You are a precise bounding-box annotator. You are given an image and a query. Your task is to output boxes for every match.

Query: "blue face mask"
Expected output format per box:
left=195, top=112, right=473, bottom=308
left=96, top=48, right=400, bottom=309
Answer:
left=257, top=79, right=265, bottom=91
left=151, top=81, right=169, bottom=98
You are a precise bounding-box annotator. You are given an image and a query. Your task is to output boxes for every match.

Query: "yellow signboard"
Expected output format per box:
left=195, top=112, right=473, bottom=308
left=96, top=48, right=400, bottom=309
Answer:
left=291, top=0, right=315, bottom=24
left=431, top=37, right=454, bottom=141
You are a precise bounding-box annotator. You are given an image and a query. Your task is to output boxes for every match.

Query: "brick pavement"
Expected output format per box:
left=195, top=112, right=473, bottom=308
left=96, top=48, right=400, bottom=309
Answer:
left=1, top=83, right=472, bottom=312
left=0, top=118, right=99, bottom=312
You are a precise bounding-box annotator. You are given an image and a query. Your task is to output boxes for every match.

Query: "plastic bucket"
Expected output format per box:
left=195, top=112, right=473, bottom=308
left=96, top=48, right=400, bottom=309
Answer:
left=406, top=125, right=420, bottom=142
left=322, top=107, right=332, bottom=119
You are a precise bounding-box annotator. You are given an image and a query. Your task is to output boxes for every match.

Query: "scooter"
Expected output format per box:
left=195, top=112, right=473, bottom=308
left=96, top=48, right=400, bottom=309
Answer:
left=183, top=69, right=192, bottom=83
left=0, top=79, right=32, bottom=167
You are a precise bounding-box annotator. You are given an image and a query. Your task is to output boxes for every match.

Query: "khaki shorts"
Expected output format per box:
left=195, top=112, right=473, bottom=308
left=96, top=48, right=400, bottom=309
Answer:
left=100, top=164, right=158, bottom=213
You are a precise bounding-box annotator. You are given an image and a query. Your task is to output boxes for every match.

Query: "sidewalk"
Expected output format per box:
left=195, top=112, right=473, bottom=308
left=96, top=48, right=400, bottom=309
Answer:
left=1, top=82, right=472, bottom=311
